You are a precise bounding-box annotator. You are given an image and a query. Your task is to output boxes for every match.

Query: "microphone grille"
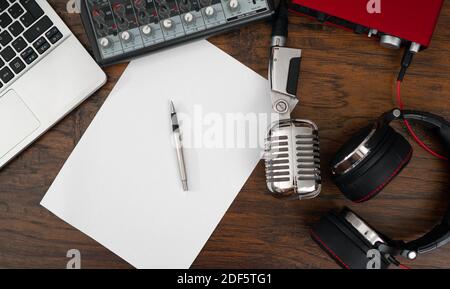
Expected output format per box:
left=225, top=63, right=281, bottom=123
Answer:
left=265, top=119, right=321, bottom=200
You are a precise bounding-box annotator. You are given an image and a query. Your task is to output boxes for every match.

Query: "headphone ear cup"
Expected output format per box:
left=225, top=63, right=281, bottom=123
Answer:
left=310, top=208, right=391, bottom=269
left=332, top=126, right=413, bottom=202
left=331, top=125, right=374, bottom=166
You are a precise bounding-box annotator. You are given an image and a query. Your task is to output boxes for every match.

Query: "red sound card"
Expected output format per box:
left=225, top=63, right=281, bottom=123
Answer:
left=290, top=0, right=444, bottom=49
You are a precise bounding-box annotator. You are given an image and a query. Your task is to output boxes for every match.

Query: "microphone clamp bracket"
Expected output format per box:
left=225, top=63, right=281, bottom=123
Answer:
left=269, top=46, right=302, bottom=118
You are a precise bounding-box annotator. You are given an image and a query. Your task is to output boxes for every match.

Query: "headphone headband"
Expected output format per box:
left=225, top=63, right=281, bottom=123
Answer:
left=375, top=109, right=450, bottom=258
left=401, top=110, right=450, bottom=155
left=402, top=110, right=450, bottom=129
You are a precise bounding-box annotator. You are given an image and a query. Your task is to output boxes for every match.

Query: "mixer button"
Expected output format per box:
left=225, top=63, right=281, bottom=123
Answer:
left=228, top=0, right=239, bottom=10
left=204, top=6, right=215, bottom=17
left=184, top=13, right=194, bottom=24
left=162, top=18, right=173, bottom=29
left=141, top=25, right=152, bottom=36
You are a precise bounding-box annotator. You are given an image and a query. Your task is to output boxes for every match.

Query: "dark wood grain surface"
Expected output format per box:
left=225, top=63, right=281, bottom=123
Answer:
left=1, top=0, right=450, bottom=269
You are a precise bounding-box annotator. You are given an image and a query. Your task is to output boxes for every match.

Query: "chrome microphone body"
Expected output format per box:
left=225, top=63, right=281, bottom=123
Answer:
left=264, top=0, right=321, bottom=200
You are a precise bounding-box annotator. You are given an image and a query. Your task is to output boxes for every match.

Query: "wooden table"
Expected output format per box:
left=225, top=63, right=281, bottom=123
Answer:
left=1, top=0, right=450, bottom=269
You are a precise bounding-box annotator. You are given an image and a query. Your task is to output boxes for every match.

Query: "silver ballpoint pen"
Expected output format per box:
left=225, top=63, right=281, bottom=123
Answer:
left=170, top=101, right=188, bottom=191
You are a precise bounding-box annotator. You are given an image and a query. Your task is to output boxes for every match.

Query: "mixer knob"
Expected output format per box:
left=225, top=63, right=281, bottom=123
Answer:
left=120, top=31, right=133, bottom=42
left=228, top=0, right=239, bottom=10
left=158, top=4, right=171, bottom=18
left=199, top=0, right=211, bottom=6
left=204, top=6, right=215, bottom=17
left=134, top=0, right=145, bottom=9
left=113, top=3, right=126, bottom=15
left=184, top=12, right=194, bottom=24
left=142, top=25, right=152, bottom=36
left=162, top=18, right=173, bottom=29
left=99, top=37, right=111, bottom=48
left=379, top=34, right=402, bottom=50
left=179, top=0, right=191, bottom=12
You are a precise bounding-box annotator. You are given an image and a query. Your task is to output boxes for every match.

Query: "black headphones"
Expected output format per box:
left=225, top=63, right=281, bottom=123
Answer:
left=311, top=109, right=450, bottom=269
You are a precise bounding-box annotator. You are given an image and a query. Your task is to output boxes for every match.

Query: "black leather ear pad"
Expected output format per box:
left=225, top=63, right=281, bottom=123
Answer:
left=310, top=209, right=391, bottom=269
left=331, top=126, right=413, bottom=202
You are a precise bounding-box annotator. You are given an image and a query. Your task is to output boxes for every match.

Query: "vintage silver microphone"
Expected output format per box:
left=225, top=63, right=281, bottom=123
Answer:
left=264, top=0, right=321, bottom=200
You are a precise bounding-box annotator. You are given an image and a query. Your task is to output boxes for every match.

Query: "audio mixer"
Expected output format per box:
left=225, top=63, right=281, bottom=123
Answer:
left=81, top=0, right=274, bottom=65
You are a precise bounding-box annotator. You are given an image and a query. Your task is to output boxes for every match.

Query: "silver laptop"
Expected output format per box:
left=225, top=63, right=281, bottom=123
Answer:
left=0, top=0, right=106, bottom=169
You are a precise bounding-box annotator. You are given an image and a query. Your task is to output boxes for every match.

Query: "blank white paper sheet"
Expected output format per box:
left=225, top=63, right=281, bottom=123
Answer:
left=41, top=40, right=272, bottom=268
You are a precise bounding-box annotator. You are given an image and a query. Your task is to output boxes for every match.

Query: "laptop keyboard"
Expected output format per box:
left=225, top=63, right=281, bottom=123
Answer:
left=0, top=0, right=65, bottom=90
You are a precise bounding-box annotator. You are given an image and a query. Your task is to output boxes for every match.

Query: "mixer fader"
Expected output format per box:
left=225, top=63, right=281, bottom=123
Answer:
left=81, top=0, right=273, bottom=65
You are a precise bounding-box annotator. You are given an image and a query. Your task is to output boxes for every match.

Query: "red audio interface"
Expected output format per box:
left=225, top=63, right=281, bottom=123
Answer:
left=290, top=0, right=444, bottom=50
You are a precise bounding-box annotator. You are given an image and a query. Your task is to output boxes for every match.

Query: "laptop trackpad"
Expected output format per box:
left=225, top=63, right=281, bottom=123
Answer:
left=0, top=90, right=40, bottom=159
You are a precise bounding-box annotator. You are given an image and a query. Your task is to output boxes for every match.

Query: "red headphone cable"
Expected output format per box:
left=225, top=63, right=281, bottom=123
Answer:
left=396, top=80, right=448, bottom=161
